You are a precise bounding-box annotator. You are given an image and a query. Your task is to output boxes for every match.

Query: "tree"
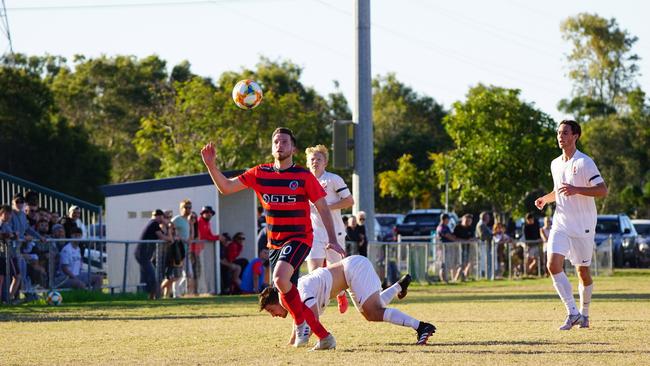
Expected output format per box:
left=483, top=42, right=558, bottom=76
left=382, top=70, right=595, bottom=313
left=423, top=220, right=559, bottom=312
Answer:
left=372, top=74, right=450, bottom=172
left=49, top=55, right=172, bottom=183
left=431, top=84, right=557, bottom=215
left=559, top=13, right=640, bottom=118
left=378, top=154, right=434, bottom=210
left=0, top=63, right=110, bottom=203
left=134, top=58, right=333, bottom=177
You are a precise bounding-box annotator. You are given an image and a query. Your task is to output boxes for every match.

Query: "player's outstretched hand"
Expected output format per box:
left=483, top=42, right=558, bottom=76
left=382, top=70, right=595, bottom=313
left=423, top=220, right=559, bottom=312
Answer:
left=327, top=241, right=346, bottom=256
left=201, top=142, right=217, bottom=167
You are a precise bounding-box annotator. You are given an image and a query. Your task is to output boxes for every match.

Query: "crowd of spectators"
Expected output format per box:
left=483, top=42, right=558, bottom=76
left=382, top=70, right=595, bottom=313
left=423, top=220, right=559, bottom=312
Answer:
left=1, top=191, right=97, bottom=304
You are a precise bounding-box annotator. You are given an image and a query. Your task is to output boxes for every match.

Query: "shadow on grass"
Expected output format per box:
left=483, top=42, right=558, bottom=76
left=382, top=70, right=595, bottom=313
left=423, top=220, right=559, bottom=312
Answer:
left=406, top=292, right=650, bottom=303
left=380, top=340, right=611, bottom=347
left=0, top=313, right=257, bottom=323
left=350, top=348, right=650, bottom=355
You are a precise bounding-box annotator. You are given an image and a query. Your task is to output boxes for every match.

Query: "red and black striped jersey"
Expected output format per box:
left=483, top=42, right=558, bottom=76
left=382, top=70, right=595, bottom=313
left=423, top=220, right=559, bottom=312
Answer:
left=238, top=163, right=326, bottom=249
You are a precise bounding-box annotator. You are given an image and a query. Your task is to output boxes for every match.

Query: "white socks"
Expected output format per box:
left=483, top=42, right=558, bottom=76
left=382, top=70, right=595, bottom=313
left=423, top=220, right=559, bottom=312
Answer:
left=382, top=308, right=419, bottom=330
left=380, top=283, right=401, bottom=307
left=579, top=283, right=593, bottom=317
left=551, top=272, right=578, bottom=315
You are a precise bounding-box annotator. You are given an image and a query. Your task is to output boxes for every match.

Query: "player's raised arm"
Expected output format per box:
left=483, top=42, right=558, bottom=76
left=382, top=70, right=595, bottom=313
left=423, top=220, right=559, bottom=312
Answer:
left=201, top=142, right=246, bottom=195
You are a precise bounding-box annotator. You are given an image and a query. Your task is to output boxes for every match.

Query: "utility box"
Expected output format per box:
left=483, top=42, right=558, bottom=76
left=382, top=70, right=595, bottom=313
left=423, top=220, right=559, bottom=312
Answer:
left=332, top=120, right=355, bottom=169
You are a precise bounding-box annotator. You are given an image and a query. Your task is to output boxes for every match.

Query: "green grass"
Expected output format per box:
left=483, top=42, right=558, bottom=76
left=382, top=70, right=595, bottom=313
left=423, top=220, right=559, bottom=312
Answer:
left=2, top=271, right=650, bottom=365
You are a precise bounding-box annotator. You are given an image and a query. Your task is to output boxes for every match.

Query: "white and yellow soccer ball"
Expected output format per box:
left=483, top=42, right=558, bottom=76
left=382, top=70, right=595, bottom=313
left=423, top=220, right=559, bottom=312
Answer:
left=46, top=291, right=63, bottom=306
left=232, top=79, right=263, bottom=110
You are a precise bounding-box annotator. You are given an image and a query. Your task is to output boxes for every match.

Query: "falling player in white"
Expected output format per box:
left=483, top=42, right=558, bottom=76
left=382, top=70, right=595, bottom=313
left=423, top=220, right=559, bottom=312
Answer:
left=259, top=255, right=436, bottom=350
left=304, top=145, right=354, bottom=313
left=535, top=120, right=608, bottom=330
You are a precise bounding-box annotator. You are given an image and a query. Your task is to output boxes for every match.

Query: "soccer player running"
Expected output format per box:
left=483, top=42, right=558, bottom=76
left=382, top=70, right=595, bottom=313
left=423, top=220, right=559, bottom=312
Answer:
left=201, top=127, right=345, bottom=349
left=535, top=120, right=608, bottom=330
left=304, top=144, right=354, bottom=313
left=259, top=255, right=436, bottom=349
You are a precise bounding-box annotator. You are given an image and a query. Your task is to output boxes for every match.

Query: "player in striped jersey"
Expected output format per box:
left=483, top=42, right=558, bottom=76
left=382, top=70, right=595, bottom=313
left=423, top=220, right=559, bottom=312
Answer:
left=259, top=256, right=437, bottom=349
left=305, top=144, right=354, bottom=314
left=201, top=127, right=345, bottom=349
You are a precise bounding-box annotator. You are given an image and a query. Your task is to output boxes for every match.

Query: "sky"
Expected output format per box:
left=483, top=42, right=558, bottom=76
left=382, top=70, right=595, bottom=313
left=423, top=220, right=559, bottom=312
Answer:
left=2, top=0, right=650, bottom=121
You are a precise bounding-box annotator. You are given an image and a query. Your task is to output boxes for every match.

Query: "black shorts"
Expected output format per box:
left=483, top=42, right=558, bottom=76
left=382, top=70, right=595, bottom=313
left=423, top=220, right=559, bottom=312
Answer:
left=269, top=241, right=311, bottom=286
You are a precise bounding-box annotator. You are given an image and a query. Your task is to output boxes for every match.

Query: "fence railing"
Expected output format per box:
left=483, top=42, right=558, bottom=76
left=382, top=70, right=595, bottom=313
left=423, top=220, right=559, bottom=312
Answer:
left=367, top=234, right=614, bottom=284
left=1, top=238, right=222, bottom=303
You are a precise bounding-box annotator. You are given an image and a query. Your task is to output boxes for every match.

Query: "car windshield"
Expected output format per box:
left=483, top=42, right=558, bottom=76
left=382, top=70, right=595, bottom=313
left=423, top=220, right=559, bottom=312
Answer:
left=596, top=218, right=620, bottom=234
left=377, top=217, right=397, bottom=226
left=404, top=214, right=438, bottom=225
left=634, top=224, right=650, bottom=236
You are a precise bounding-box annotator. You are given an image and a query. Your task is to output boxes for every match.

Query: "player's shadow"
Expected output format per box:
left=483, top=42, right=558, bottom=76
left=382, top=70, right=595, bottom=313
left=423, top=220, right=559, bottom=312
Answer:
left=381, top=340, right=611, bottom=347
left=0, top=313, right=254, bottom=323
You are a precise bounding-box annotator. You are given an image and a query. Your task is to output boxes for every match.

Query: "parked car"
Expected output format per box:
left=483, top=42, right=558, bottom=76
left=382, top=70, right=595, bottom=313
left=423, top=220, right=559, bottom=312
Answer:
left=631, top=219, right=650, bottom=268
left=595, top=214, right=638, bottom=267
left=395, top=209, right=457, bottom=240
left=374, top=213, right=404, bottom=241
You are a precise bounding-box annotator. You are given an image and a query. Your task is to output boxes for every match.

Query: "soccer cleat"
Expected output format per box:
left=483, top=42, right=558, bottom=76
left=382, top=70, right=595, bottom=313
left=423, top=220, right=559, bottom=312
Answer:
left=416, top=322, right=436, bottom=345
left=310, top=334, right=336, bottom=351
left=579, top=315, right=590, bottom=329
left=397, top=274, right=412, bottom=300
left=559, top=313, right=582, bottom=330
left=294, top=321, right=311, bottom=347
left=337, top=293, right=349, bottom=314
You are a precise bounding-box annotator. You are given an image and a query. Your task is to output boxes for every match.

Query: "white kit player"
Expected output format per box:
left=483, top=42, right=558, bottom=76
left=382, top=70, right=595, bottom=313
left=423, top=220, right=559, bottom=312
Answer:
left=535, top=120, right=608, bottom=330
left=304, top=145, right=354, bottom=313
left=259, top=255, right=436, bottom=350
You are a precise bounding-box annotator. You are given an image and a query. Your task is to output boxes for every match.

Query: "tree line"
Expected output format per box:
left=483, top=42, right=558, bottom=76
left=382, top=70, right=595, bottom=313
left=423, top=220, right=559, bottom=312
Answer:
left=0, top=13, right=648, bottom=217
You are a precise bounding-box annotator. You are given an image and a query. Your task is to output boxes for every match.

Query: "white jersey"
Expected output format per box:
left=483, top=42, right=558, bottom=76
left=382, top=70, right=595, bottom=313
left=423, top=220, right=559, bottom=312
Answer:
left=550, top=150, right=604, bottom=238
left=59, top=243, right=82, bottom=276
left=310, top=171, right=351, bottom=243
left=297, top=267, right=333, bottom=316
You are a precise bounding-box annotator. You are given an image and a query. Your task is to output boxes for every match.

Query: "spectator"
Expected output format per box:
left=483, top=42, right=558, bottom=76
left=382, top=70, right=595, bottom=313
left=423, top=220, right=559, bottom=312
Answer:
left=226, top=232, right=249, bottom=272
left=49, top=211, right=60, bottom=232
left=475, top=211, right=493, bottom=278
left=195, top=205, right=227, bottom=294
left=493, top=222, right=512, bottom=279
left=523, top=213, right=541, bottom=275
left=10, top=193, right=40, bottom=242
left=452, top=213, right=475, bottom=282
left=240, top=248, right=270, bottom=294
left=61, top=205, right=87, bottom=238
left=24, top=202, right=39, bottom=227
left=257, top=206, right=266, bottom=231
left=161, top=219, right=184, bottom=298
left=436, top=213, right=457, bottom=283
left=355, top=211, right=368, bottom=257
left=171, top=199, right=193, bottom=296
left=23, top=219, right=49, bottom=289
left=135, top=209, right=172, bottom=299
left=540, top=216, right=552, bottom=277
left=256, top=226, right=268, bottom=256
left=1, top=205, right=19, bottom=303
left=345, top=216, right=364, bottom=255
left=54, top=227, right=102, bottom=290
left=219, top=232, right=242, bottom=294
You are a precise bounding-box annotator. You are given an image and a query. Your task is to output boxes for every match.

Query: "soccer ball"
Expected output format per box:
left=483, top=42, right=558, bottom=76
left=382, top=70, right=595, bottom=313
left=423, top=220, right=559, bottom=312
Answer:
left=46, top=291, right=63, bottom=306
left=232, top=79, right=263, bottom=110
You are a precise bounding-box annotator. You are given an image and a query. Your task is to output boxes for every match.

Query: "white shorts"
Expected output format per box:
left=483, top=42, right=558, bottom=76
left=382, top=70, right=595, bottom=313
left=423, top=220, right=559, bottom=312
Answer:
left=342, top=255, right=381, bottom=312
left=306, top=232, right=346, bottom=263
left=548, top=229, right=595, bottom=267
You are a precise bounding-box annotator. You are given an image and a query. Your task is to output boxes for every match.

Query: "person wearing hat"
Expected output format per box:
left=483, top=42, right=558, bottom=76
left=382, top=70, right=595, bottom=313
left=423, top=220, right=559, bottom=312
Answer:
left=135, top=209, right=173, bottom=299
left=9, top=193, right=40, bottom=242
left=61, top=205, right=87, bottom=239
left=191, top=205, right=229, bottom=294
left=201, top=127, right=344, bottom=350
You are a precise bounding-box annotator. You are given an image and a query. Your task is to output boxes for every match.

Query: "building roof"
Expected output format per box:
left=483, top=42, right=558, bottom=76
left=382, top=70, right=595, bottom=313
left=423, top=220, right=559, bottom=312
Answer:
left=101, top=171, right=244, bottom=197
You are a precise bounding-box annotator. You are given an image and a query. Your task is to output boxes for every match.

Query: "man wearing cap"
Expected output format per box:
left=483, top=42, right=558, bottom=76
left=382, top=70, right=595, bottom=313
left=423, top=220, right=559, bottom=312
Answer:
left=201, top=127, right=344, bottom=350
left=135, top=209, right=173, bottom=299
left=190, top=205, right=226, bottom=294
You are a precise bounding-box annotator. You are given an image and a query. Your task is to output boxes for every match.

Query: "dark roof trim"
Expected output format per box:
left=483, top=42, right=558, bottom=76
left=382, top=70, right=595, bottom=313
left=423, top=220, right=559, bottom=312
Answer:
left=101, top=171, right=244, bottom=197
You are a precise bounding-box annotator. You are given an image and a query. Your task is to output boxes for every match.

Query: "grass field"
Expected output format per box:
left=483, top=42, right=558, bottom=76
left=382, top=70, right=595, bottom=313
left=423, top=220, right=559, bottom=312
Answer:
left=2, top=270, right=650, bottom=365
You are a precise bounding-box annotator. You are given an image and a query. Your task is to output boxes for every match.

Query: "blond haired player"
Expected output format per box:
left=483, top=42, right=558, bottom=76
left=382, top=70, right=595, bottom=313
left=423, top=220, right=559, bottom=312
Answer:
left=305, top=144, right=354, bottom=313
left=535, top=120, right=608, bottom=330
left=259, top=255, right=435, bottom=350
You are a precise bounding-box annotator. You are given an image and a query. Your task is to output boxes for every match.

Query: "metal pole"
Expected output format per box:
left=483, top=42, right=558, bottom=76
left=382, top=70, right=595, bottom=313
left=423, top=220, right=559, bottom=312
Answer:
left=215, top=241, right=221, bottom=295
left=122, top=243, right=129, bottom=293
left=352, top=0, right=375, bottom=239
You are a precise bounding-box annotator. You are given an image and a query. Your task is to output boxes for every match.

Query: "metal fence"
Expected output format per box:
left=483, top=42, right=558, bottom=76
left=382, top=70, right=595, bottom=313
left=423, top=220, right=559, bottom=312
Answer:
left=1, top=238, right=222, bottom=303
left=367, top=235, right=614, bottom=284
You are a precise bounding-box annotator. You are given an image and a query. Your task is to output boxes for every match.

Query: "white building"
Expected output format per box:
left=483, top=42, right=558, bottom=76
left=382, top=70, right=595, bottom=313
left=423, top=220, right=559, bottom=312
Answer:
left=101, top=172, right=258, bottom=293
